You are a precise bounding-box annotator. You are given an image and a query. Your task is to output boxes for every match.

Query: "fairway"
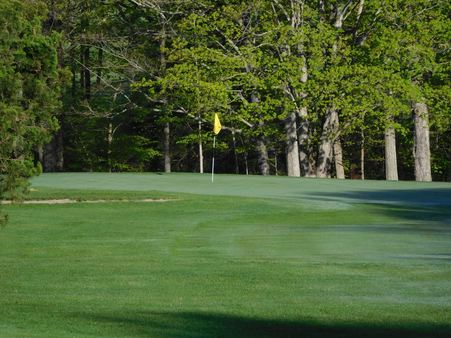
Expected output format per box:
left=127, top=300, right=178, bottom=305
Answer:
left=1, top=173, right=450, bottom=337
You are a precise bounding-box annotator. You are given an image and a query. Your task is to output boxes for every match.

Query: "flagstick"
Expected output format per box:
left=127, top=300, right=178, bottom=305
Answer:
left=211, top=136, right=216, bottom=183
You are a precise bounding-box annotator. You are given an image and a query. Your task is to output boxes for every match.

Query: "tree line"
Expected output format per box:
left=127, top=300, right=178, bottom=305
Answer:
left=1, top=0, right=450, bottom=200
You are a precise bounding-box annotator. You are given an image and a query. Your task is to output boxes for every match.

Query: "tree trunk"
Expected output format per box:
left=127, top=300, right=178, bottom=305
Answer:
left=317, top=137, right=333, bottom=177
left=163, top=122, right=171, bottom=173
left=160, top=24, right=167, bottom=73
left=413, top=102, right=432, bottom=181
left=83, top=46, right=91, bottom=99
left=244, top=151, right=249, bottom=175
left=231, top=130, right=239, bottom=174
left=317, top=144, right=333, bottom=177
left=298, top=107, right=311, bottom=176
left=257, top=136, right=270, bottom=176
left=297, top=53, right=311, bottom=177
left=285, top=112, right=301, bottom=176
left=37, top=146, right=44, bottom=167
left=334, top=140, right=345, bottom=179
left=40, top=128, right=63, bottom=172
left=332, top=111, right=345, bottom=179
left=248, top=86, right=269, bottom=175
left=308, top=151, right=317, bottom=177
left=274, top=152, right=278, bottom=175
left=384, top=125, right=398, bottom=181
left=43, top=139, right=57, bottom=172
left=316, top=109, right=338, bottom=178
left=107, top=122, right=113, bottom=172
left=160, top=24, right=171, bottom=173
left=56, top=129, right=64, bottom=171
left=327, top=3, right=353, bottom=179
left=356, top=0, right=365, bottom=21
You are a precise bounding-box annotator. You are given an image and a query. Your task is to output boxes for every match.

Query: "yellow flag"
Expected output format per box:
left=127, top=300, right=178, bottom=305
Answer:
left=213, top=113, right=222, bottom=135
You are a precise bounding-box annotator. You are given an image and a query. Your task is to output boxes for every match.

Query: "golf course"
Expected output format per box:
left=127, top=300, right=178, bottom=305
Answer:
left=1, top=173, right=450, bottom=337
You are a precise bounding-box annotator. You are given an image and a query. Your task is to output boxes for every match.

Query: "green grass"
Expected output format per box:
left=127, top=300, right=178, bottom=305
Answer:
left=1, top=173, right=450, bottom=337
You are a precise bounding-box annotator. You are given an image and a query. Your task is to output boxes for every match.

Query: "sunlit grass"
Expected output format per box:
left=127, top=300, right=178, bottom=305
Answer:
left=0, top=173, right=450, bottom=337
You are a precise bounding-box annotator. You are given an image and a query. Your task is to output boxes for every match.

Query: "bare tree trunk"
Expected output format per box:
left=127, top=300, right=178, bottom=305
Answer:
left=274, top=152, right=278, bottom=175
left=83, top=46, right=91, bottom=99
left=37, top=146, right=44, bottom=167
left=55, top=128, right=64, bottom=171
left=308, top=152, right=317, bottom=177
left=43, top=140, right=56, bottom=172
left=298, top=107, right=311, bottom=176
left=285, top=112, right=301, bottom=176
left=43, top=134, right=66, bottom=170
left=319, top=14, right=343, bottom=179
left=357, top=0, right=365, bottom=20
left=107, top=122, right=113, bottom=173
left=231, top=131, right=239, bottom=174
left=413, top=102, right=432, bottom=181
left=248, top=88, right=269, bottom=175
left=244, top=152, right=249, bottom=175
left=163, top=122, right=171, bottom=173
left=385, top=125, right=398, bottom=181
left=40, top=128, right=63, bottom=172
left=257, top=136, right=270, bottom=176
left=317, top=138, right=333, bottom=177
left=332, top=111, right=345, bottom=179
left=160, top=24, right=171, bottom=173
left=316, top=109, right=338, bottom=178
left=334, top=141, right=345, bottom=179
left=297, top=53, right=311, bottom=177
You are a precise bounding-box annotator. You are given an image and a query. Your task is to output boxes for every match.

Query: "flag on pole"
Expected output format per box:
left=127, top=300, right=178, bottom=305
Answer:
left=213, top=113, right=222, bottom=135
left=211, top=113, right=221, bottom=183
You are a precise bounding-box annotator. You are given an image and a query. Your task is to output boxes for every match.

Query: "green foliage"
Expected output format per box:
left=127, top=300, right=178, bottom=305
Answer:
left=2, top=0, right=449, bottom=179
left=0, top=0, right=61, bottom=210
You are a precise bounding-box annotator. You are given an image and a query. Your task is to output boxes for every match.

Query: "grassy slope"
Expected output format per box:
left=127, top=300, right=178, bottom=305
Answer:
left=0, top=173, right=450, bottom=337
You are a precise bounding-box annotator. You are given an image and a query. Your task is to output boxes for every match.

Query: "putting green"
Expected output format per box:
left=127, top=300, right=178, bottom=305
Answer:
left=31, top=172, right=451, bottom=206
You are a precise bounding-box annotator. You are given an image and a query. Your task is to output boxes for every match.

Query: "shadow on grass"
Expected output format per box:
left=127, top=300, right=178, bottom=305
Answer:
left=76, top=311, right=451, bottom=338
left=306, top=188, right=451, bottom=206
left=306, top=188, right=451, bottom=226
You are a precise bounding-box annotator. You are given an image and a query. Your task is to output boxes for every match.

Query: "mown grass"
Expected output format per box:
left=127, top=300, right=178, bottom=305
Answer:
left=0, top=173, right=450, bottom=337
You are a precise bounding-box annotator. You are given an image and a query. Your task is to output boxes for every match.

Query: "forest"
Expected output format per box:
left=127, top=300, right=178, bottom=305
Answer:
left=1, top=0, right=450, bottom=196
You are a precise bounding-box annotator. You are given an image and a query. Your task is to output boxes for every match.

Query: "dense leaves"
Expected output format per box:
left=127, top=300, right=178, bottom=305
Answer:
left=1, top=0, right=450, bottom=183
left=0, top=0, right=62, bottom=206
